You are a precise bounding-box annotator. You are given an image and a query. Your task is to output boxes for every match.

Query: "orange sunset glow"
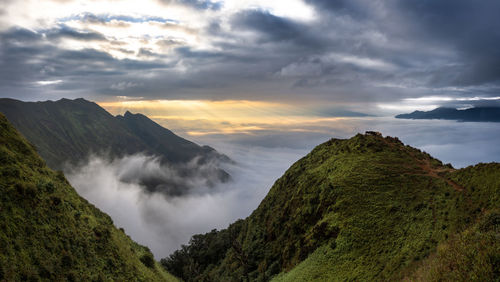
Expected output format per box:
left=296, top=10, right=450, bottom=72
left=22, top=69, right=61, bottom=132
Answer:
left=99, top=100, right=356, bottom=136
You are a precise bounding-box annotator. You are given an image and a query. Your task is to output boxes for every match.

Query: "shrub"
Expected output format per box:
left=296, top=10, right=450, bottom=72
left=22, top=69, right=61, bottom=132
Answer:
left=140, top=253, right=155, bottom=269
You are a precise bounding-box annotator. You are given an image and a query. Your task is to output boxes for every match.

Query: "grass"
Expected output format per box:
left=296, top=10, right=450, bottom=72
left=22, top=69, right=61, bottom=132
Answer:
left=404, top=209, right=500, bottom=281
left=162, top=133, right=500, bottom=281
left=0, top=113, right=178, bottom=281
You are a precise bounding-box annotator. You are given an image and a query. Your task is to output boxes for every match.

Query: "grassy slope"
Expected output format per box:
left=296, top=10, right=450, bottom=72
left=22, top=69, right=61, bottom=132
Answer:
left=0, top=113, right=177, bottom=281
left=403, top=164, right=500, bottom=281
left=163, top=133, right=500, bottom=281
left=404, top=209, right=500, bottom=281
left=0, top=98, right=145, bottom=169
left=0, top=98, right=229, bottom=170
left=118, top=111, right=221, bottom=164
left=272, top=143, right=500, bottom=281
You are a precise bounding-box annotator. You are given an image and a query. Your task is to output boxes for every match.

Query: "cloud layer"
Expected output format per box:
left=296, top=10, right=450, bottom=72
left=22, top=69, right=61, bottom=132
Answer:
left=65, top=146, right=305, bottom=258
left=65, top=117, right=500, bottom=259
left=1, top=0, right=499, bottom=110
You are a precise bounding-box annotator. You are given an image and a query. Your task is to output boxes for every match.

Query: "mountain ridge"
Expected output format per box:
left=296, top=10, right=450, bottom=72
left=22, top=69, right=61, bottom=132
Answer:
left=396, top=106, right=500, bottom=122
left=0, top=113, right=178, bottom=281
left=0, top=98, right=230, bottom=168
left=161, top=132, right=500, bottom=281
left=0, top=98, right=231, bottom=195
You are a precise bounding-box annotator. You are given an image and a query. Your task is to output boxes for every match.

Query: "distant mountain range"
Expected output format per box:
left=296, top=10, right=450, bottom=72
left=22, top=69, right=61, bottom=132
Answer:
left=396, top=107, right=500, bottom=122
left=0, top=113, right=178, bottom=281
left=0, top=98, right=230, bottom=194
left=162, top=132, right=500, bottom=281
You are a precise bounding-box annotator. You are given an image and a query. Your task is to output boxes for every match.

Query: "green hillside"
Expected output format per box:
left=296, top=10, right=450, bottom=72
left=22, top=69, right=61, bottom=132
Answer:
left=0, top=98, right=230, bottom=171
left=0, top=113, right=177, bottom=281
left=117, top=111, right=230, bottom=166
left=162, top=132, right=500, bottom=281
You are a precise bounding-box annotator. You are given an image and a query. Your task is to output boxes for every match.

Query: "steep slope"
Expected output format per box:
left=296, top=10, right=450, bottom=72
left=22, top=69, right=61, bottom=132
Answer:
left=396, top=107, right=500, bottom=122
left=0, top=98, right=230, bottom=169
left=406, top=208, right=500, bottom=281
left=0, top=113, right=178, bottom=281
left=0, top=98, right=145, bottom=168
left=404, top=164, right=500, bottom=281
left=117, top=111, right=229, bottom=165
left=162, top=132, right=500, bottom=281
left=0, top=98, right=230, bottom=195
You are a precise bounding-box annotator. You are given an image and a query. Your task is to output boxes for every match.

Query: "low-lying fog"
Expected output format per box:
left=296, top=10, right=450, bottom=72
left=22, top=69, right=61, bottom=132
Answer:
left=66, top=143, right=306, bottom=258
left=65, top=117, right=500, bottom=259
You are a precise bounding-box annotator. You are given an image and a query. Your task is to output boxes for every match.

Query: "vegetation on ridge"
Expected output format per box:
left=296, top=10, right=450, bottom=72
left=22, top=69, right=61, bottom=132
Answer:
left=162, top=132, right=500, bottom=281
left=0, top=98, right=231, bottom=195
left=0, top=98, right=230, bottom=170
left=0, top=113, right=177, bottom=281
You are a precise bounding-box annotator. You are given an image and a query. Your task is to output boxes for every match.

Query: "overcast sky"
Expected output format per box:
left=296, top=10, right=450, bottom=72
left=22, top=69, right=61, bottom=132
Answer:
left=1, top=0, right=500, bottom=113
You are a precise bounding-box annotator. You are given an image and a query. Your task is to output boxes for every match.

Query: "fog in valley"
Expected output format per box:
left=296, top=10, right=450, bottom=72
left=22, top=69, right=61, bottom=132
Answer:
left=65, top=118, right=500, bottom=259
left=65, top=144, right=305, bottom=258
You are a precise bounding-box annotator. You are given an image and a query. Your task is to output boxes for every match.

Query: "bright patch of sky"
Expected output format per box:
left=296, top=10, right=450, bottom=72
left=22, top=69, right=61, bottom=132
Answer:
left=0, top=0, right=315, bottom=61
left=1, top=0, right=499, bottom=113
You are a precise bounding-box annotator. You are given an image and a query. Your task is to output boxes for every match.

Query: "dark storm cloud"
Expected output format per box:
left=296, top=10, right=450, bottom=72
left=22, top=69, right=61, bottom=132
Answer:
left=45, top=26, right=106, bottom=41
left=175, top=47, right=226, bottom=59
left=304, top=0, right=368, bottom=18
left=301, top=0, right=500, bottom=88
left=0, top=27, right=178, bottom=100
left=137, top=48, right=160, bottom=58
left=231, top=10, right=321, bottom=46
left=0, top=29, right=45, bottom=89
left=396, top=0, right=500, bottom=87
left=1, top=1, right=499, bottom=105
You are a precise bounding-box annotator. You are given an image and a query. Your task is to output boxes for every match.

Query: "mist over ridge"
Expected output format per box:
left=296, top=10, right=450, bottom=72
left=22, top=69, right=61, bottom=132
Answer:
left=65, top=144, right=305, bottom=258
left=0, top=98, right=232, bottom=197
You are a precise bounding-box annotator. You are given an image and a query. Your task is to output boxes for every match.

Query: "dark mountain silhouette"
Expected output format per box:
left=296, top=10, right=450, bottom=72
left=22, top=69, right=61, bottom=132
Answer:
left=396, top=107, right=500, bottom=122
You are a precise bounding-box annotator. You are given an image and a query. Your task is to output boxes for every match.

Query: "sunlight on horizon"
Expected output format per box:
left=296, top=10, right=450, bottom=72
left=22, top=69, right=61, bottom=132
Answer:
left=99, top=99, right=357, bottom=136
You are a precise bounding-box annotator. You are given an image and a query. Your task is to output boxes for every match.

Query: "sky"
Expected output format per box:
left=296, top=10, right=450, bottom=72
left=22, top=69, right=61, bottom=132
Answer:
left=1, top=0, right=500, bottom=113
left=2, top=0, right=500, bottom=258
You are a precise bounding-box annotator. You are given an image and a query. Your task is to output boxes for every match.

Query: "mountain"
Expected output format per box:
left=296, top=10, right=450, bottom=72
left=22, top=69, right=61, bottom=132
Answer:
left=0, top=98, right=230, bottom=194
left=396, top=107, right=500, bottom=122
left=117, top=111, right=228, bottom=165
left=161, top=132, right=500, bottom=281
left=0, top=113, right=178, bottom=281
left=0, top=98, right=230, bottom=168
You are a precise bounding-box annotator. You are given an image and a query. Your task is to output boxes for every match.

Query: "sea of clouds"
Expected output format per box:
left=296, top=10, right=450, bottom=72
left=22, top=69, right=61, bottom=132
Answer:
left=65, top=117, right=500, bottom=259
